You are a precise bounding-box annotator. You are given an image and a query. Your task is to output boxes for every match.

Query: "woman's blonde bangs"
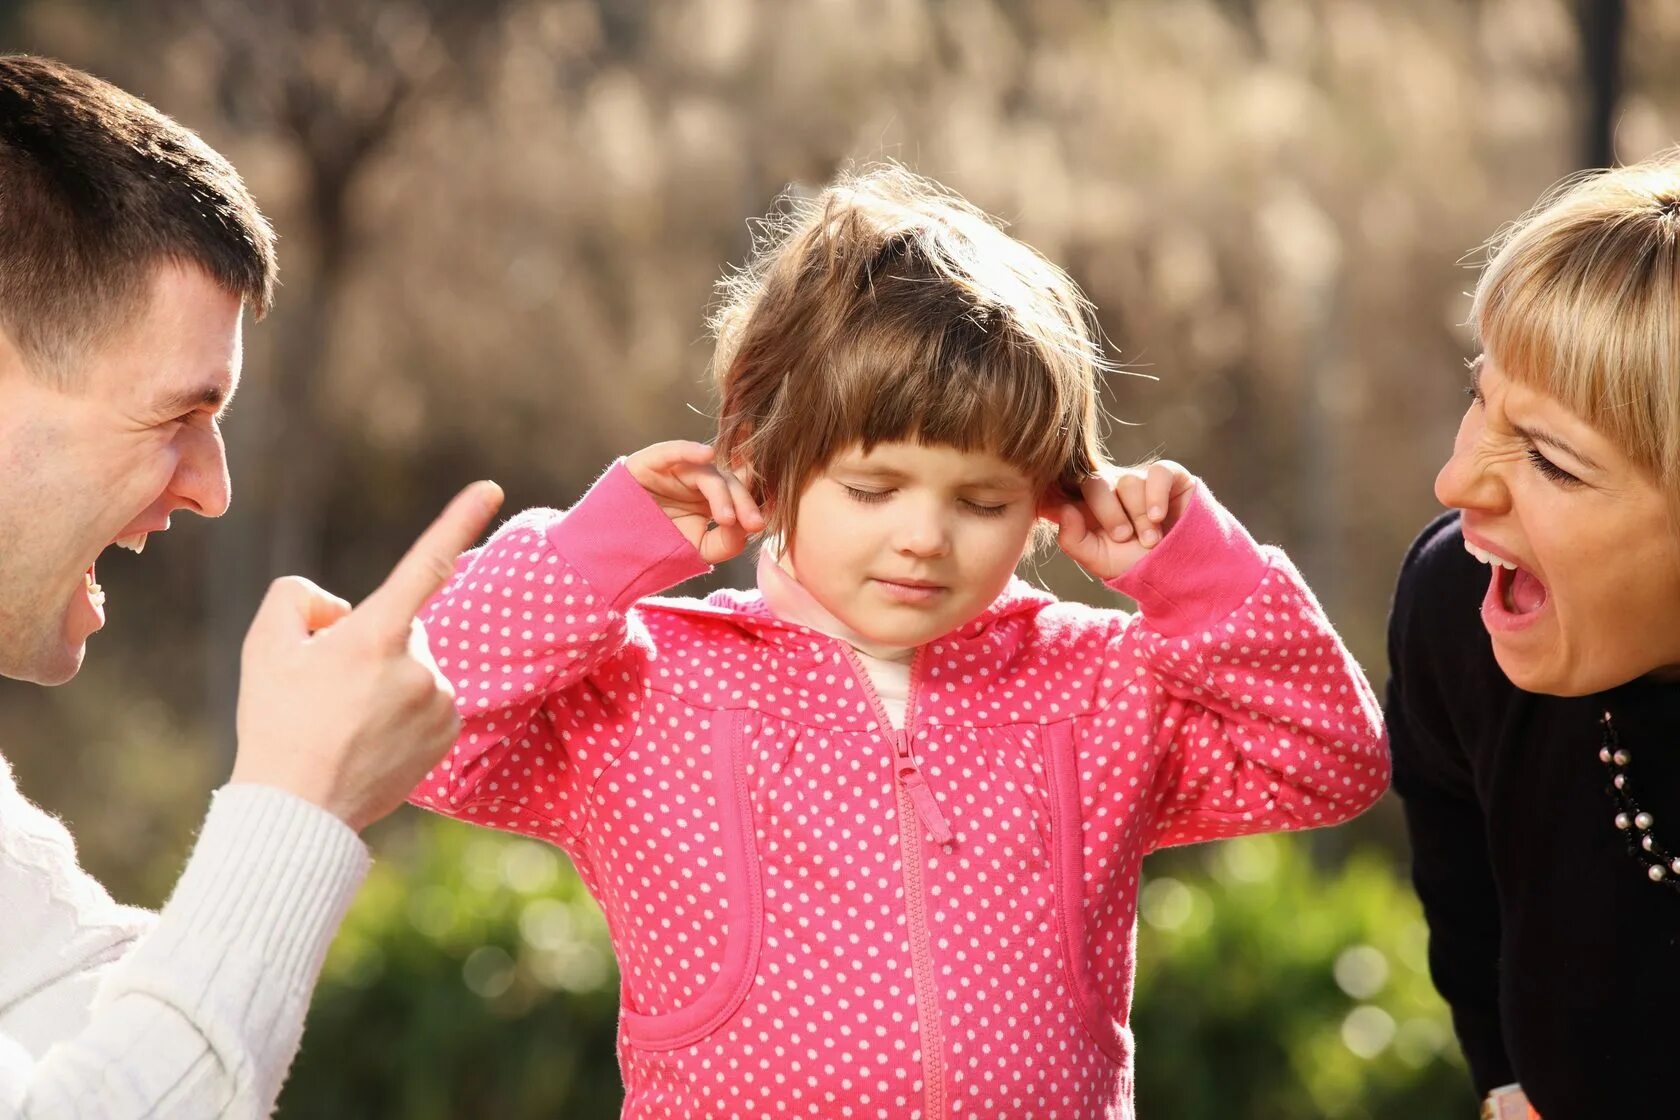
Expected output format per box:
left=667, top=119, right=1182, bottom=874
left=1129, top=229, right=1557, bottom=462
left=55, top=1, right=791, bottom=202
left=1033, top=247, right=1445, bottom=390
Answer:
left=1473, top=155, right=1680, bottom=492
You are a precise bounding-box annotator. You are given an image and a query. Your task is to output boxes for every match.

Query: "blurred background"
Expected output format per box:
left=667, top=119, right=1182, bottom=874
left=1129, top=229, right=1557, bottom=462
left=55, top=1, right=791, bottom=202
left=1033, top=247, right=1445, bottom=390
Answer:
left=1, top=0, right=1673, bottom=1116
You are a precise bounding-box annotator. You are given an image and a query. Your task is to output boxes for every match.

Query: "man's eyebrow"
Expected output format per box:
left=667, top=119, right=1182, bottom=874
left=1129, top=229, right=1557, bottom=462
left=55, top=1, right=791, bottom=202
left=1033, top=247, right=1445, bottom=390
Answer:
left=1515, top=422, right=1604, bottom=473
left=152, top=382, right=234, bottom=417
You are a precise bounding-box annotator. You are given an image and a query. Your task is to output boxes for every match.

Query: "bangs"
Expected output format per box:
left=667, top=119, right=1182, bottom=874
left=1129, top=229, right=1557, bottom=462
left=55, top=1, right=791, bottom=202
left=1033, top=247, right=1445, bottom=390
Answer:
left=832, top=312, right=1095, bottom=495
left=1473, top=190, right=1680, bottom=480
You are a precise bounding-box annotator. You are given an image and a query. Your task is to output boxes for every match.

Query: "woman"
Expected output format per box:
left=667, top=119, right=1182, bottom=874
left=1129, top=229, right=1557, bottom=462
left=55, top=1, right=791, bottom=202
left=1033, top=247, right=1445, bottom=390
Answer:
left=1389, top=151, right=1680, bottom=1119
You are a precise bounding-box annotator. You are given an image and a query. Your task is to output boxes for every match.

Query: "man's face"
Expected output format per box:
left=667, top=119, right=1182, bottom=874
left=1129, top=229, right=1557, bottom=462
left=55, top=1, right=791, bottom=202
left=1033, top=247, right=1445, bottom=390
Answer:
left=0, top=262, right=243, bottom=684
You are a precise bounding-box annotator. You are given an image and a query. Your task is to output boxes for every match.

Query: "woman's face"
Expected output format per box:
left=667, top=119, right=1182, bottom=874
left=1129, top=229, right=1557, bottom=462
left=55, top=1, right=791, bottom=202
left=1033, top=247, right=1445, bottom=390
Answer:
left=1434, top=356, right=1680, bottom=696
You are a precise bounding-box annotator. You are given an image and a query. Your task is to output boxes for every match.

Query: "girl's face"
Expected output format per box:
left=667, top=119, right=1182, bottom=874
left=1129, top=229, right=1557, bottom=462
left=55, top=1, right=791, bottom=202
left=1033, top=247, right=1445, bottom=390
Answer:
left=786, top=440, right=1041, bottom=649
left=1434, top=356, right=1680, bottom=696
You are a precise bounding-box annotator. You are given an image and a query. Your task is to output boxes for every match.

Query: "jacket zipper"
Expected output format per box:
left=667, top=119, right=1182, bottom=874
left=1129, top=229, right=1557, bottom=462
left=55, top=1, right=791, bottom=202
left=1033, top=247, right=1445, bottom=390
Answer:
left=842, top=645, right=948, bottom=1120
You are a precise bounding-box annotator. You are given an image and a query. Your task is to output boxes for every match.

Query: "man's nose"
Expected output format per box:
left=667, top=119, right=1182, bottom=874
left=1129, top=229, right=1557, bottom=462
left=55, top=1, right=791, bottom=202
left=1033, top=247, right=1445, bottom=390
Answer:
left=171, top=423, right=232, bottom=518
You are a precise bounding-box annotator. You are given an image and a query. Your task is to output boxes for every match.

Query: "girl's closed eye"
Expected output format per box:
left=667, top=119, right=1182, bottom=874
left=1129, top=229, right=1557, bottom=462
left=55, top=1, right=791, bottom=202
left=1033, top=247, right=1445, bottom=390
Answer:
left=962, top=499, right=1009, bottom=518
left=842, top=485, right=892, bottom=504
left=1526, top=447, right=1582, bottom=486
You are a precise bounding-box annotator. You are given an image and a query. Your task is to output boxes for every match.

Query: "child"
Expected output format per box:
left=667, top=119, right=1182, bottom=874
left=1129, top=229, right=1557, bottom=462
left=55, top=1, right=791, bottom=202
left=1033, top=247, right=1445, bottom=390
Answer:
left=413, top=167, right=1389, bottom=1119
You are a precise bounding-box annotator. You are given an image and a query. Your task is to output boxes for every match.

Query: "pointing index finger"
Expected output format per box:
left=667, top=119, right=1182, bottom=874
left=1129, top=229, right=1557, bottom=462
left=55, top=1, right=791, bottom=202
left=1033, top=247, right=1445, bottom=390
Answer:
left=361, top=480, right=505, bottom=628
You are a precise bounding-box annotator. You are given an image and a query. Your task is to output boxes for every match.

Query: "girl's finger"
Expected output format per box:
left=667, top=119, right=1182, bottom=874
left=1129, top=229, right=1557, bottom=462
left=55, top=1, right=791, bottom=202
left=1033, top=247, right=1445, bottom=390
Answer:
left=1081, top=473, right=1131, bottom=542
left=1115, top=471, right=1157, bottom=546
left=699, top=519, right=748, bottom=565
left=680, top=463, right=738, bottom=526
left=625, top=441, right=715, bottom=492
left=1144, top=462, right=1178, bottom=524
left=719, top=467, right=764, bottom=533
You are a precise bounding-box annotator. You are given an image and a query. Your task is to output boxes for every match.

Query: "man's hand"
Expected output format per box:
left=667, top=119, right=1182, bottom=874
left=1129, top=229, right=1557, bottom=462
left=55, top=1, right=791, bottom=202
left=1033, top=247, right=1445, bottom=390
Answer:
left=1041, top=461, right=1198, bottom=582
left=229, top=481, right=504, bottom=832
left=624, top=441, right=764, bottom=564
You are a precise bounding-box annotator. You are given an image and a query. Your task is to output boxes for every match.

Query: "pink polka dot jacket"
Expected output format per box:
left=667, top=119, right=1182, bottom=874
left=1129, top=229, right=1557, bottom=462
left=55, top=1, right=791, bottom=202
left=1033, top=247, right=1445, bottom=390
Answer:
left=412, top=462, right=1389, bottom=1119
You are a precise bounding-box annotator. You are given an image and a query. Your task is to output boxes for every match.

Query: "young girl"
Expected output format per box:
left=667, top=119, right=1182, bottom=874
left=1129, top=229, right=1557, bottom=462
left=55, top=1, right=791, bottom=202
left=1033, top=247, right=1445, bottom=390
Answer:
left=413, top=168, right=1388, bottom=1119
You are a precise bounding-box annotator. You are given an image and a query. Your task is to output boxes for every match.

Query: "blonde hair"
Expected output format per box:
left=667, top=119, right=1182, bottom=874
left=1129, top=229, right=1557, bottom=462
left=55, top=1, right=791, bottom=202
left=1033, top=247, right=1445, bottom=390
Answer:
left=1473, top=149, right=1680, bottom=513
left=710, top=165, right=1111, bottom=542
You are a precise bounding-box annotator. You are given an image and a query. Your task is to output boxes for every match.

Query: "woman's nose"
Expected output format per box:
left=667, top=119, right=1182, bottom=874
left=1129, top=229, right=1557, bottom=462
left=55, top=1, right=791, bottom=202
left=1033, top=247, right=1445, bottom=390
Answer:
left=1433, top=406, right=1497, bottom=511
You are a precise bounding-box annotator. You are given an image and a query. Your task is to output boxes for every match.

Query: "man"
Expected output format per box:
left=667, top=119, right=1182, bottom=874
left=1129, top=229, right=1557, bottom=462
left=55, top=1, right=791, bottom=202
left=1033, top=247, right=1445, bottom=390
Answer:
left=0, top=56, right=500, bottom=1115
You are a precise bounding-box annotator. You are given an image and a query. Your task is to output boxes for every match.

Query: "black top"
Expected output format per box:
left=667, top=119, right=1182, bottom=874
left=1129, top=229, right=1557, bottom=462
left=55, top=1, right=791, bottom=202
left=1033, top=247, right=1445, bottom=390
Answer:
left=1386, top=512, right=1680, bottom=1117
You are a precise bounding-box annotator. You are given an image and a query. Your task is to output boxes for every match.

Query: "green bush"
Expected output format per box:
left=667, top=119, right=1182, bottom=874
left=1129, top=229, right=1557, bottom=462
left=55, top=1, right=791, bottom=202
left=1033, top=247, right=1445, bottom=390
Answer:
left=1132, top=834, right=1473, bottom=1119
left=282, top=818, right=1471, bottom=1119
left=278, top=816, right=624, bottom=1119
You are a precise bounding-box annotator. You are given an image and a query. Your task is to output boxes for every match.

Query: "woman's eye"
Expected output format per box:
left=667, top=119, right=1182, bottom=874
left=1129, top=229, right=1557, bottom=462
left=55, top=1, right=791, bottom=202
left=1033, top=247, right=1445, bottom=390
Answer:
left=842, top=486, right=891, bottom=504
left=1526, top=447, right=1581, bottom=486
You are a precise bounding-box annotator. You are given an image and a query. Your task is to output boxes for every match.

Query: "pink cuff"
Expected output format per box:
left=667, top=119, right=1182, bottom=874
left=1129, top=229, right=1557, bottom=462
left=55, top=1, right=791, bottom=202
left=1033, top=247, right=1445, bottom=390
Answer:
left=547, top=460, right=711, bottom=611
left=1109, top=483, right=1269, bottom=637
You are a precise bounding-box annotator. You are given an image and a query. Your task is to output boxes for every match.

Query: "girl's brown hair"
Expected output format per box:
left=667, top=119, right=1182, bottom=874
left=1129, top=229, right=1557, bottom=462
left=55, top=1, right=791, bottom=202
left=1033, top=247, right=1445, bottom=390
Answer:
left=710, top=165, right=1111, bottom=541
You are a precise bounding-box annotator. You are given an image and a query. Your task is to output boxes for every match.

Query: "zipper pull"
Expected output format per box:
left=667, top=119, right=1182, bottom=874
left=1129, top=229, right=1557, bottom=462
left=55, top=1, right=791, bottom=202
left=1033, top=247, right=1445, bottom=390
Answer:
left=897, top=762, right=954, bottom=845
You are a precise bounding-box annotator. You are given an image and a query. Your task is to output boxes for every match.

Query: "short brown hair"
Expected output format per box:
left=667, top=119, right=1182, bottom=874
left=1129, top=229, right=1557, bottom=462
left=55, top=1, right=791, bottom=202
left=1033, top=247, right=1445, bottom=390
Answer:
left=711, top=165, right=1111, bottom=542
left=1473, top=149, right=1680, bottom=514
left=0, top=55, right=276, bottom=383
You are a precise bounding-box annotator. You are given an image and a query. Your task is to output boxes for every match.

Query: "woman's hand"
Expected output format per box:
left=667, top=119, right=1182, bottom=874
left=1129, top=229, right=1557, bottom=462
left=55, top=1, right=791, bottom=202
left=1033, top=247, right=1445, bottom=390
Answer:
left=1042, top=460, right=1198, bottom=582
left=624, top=441, right=764, bottom=564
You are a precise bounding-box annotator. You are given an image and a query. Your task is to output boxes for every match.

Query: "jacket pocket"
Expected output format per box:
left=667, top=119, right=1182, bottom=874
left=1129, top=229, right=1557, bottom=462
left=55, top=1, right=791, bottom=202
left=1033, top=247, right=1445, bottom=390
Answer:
left=1042, top=722, right=1134, bottom=1067
left=616, top=711, right=764, bottom=1051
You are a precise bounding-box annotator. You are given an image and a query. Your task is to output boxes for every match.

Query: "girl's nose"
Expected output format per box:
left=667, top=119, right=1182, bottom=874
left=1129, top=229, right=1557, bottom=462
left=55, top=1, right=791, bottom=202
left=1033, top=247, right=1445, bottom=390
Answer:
left=893, top=505, right=952, bottom=558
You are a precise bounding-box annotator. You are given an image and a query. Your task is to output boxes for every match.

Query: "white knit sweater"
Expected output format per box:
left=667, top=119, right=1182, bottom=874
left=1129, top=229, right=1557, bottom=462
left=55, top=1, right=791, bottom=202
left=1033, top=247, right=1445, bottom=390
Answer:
left=0, top=752, right=368, bottom=1118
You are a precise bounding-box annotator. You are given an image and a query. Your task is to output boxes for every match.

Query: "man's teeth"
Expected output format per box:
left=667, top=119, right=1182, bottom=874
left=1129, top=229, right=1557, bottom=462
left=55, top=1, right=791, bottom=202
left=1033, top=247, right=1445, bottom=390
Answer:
left=1463, top=540, right=1518, bottom=570
left=114, top=533, right=147, bottom=554
left=85, top=570, right=105, bottom=607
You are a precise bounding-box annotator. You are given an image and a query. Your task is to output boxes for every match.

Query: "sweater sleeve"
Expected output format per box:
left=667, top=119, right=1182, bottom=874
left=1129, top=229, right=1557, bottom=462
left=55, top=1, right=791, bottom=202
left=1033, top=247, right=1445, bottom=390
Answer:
left=0, top=782, right=367, bottom=1119
left=1385, top=514, right=1514, bottom=1095
left=1087, top=483, right=1390, bottom=853
left=409, top=460, right=710, bottom=852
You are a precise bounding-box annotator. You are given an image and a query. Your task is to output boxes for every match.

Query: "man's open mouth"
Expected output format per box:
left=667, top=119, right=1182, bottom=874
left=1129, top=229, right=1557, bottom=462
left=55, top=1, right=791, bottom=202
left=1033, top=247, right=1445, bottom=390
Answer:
left=84, top=533, right=151, bottom=615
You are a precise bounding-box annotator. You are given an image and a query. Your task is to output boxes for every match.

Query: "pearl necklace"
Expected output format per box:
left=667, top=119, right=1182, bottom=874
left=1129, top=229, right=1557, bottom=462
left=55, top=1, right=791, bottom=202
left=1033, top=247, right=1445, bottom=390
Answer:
left=1599, top=710, right=1680, bottom=890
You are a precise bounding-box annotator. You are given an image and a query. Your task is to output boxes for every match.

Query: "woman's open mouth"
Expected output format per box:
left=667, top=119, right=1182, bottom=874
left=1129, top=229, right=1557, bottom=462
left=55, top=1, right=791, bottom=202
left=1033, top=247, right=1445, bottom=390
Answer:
left=1466, top=538, right=1548, bottom=632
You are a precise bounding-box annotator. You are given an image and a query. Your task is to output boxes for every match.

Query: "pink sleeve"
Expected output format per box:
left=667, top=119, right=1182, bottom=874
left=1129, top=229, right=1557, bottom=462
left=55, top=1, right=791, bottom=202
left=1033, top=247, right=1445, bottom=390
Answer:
left=408, top=461, right=710, bottom=847
left=1089, top=483, right=1390, bottom=852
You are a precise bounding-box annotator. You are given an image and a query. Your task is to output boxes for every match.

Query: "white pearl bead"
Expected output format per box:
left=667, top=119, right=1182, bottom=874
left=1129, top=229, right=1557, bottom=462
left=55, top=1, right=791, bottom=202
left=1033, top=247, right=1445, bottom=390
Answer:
left=1636, top=812, right=1655, bottom=830
left=1617, top=813, right=1632, bottom=829
left=1615, top=775, right=1627, bottom=789
left=1651, top=865, right=1667, bottom=882
left=1615, top=750, right=1632, bottom=766
left=1600, top=747, right=1613, bottom=763
left=1671, top=859, right=1680, bottom=875
left=1644, top=836, right=1657, bottom=852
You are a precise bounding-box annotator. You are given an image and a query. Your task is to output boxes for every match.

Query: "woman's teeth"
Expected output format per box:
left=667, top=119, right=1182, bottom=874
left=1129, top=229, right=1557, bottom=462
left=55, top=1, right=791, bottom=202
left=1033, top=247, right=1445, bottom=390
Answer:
left=1463, top=540, right=1518, bottom=570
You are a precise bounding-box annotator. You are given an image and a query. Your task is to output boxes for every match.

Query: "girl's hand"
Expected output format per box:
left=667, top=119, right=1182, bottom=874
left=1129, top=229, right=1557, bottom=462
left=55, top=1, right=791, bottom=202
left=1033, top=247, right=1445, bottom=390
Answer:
left=1042, top=461, right=1198, bottom=582
left=624, top=441, right=764, bottom=564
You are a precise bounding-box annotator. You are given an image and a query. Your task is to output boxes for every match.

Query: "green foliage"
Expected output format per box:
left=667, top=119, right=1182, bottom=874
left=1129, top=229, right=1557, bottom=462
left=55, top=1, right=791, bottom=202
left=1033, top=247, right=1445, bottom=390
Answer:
left=1132, top=834, right=1474, bottom=1120
left=277, top=816, right=624, bottom=1119
left=282, top=818, right=1472, bottom=1119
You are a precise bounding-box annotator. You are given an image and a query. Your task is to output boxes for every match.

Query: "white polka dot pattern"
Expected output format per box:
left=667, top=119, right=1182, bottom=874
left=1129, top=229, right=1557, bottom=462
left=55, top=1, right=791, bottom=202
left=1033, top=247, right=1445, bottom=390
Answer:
left=410, top=474, right=1388, bottom=1120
